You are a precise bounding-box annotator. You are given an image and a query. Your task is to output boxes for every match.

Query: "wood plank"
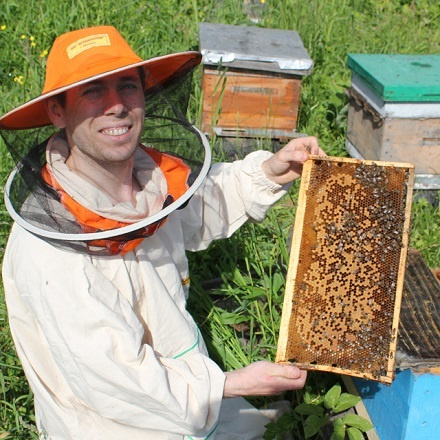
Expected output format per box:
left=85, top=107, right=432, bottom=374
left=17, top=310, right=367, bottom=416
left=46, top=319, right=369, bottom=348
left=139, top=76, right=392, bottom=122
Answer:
left=382, top=118, right=440, bottom=174
left=346, top=95, right=383, bottom=161
left=276, top=160, right=313, bottom=363
left=341, top=375, right=380, bottom=440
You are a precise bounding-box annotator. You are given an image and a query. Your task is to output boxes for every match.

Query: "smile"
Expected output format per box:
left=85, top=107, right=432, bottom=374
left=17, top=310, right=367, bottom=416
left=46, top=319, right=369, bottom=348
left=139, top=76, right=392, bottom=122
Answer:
left=101, top=126, right=130, bottom=136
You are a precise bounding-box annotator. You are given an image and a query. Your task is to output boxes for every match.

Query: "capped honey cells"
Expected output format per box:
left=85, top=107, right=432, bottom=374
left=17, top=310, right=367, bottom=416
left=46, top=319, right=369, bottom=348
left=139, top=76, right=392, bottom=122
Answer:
left=276, top=156, right=415, bottom=384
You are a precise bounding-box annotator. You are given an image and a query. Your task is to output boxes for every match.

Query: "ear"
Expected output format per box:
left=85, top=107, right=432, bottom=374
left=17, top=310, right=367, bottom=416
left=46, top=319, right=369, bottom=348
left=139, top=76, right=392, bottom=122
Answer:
left=45, top=97, right=66, bottom=128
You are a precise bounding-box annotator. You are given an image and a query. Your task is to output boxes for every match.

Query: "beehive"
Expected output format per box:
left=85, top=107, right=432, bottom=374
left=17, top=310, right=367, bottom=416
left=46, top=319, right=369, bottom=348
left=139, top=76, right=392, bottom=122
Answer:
left=276, top=156, right=415, bottom=384
left=198, top=22, right=313, bottom=139
left=346, top=54, right=440, bottom=190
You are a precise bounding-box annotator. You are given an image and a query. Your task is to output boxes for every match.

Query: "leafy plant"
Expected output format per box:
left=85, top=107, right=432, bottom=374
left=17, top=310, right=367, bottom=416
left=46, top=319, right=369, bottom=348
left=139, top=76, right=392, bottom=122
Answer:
left=263, top=384, right=373, bottom=440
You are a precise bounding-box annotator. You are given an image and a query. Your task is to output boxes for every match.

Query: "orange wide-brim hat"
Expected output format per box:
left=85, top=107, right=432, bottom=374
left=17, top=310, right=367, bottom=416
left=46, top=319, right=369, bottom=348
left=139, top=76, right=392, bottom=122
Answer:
left=0, top=25, right=201, bottom=130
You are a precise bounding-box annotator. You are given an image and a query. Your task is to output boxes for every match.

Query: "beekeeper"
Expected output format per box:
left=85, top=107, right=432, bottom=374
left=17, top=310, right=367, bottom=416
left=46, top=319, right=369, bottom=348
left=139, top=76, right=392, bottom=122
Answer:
left=0, top=25, right=323, bottom=440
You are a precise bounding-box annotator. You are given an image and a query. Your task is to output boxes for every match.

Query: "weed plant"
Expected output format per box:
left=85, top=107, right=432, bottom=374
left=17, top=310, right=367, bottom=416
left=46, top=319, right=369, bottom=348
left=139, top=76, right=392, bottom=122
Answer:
left=0, top=0, right=439, bottom=438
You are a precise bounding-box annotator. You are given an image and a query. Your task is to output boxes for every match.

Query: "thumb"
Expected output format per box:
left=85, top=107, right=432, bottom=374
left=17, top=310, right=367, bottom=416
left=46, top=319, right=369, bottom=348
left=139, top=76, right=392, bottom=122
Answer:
left=290, top=150, right=309, bottom=163
left=274, top=363, right=302, bottom=379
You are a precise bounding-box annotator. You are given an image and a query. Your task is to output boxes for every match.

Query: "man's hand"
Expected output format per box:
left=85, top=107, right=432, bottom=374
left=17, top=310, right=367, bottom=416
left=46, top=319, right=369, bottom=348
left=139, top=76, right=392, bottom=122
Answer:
left=223, top=361, right=307, bottom=398
left=262, top=136, right=325, bottom=185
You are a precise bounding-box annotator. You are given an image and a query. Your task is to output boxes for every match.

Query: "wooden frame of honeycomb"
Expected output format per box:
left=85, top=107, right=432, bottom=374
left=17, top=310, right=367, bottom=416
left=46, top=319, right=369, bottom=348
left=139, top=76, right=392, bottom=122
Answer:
left=276, top=156, right=415, bottom=384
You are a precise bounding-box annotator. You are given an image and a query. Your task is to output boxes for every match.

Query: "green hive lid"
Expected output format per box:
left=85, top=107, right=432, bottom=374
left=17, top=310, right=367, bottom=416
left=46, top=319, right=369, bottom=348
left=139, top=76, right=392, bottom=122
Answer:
left=347, top=54, right=440, bottom=102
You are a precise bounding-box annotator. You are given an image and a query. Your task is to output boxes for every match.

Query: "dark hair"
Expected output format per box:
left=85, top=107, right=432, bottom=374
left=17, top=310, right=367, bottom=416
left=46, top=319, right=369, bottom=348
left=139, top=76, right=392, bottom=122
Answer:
left=137, top=66, right=146, bottom=90
left=54, top=91, right=67, bottom=107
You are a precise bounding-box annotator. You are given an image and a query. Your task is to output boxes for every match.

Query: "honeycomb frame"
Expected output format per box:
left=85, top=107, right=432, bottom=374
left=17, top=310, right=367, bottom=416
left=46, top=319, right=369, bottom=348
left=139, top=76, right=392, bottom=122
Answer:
left=276, top=156, right=415, bottom=384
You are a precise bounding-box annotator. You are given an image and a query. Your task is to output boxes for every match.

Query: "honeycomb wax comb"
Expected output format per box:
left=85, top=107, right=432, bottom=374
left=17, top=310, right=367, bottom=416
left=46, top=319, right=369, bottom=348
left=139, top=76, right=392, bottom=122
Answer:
left=276, top=156, right=415, bottom=384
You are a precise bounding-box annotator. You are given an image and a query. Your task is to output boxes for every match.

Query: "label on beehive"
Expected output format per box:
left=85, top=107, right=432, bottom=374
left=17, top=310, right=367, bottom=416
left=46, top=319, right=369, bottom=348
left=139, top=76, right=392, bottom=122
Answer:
left=276, top=156, right=415, bottom=384
left=201, top=69, right=301, bottom=135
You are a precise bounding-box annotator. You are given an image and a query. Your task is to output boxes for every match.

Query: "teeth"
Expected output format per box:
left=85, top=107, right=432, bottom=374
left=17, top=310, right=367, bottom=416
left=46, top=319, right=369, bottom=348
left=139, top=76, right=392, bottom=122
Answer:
left=102, top=126, right=129, bottom=136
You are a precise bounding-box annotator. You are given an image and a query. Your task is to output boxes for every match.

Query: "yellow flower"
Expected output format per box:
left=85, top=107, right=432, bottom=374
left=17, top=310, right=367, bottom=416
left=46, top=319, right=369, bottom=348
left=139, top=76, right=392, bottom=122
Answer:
left=21, top=34, right=26, bottom=39
left=40, top=49, right=48, bottom=58
left=30, top=35, right=35, bottom=41
left=0, top=25, right=6, bottom=31
left=31, top=41, right=36, bottom=47
left=14, top=75, right=24, bottom=85
left=260, top=0, right=266, bottom=3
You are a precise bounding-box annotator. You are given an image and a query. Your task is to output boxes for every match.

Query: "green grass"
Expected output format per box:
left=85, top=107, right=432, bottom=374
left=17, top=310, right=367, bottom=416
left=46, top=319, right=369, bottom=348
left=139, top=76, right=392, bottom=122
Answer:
left=1, top=0, right=439, bottom=438
left=410, top=194, right=440, bottom=266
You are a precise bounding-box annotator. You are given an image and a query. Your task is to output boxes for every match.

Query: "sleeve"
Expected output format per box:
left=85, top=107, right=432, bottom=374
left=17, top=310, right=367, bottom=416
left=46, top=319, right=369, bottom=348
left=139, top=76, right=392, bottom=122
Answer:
left=3, top=226, right=225, bottom=436
left=181, top=150, right=291, bottom=251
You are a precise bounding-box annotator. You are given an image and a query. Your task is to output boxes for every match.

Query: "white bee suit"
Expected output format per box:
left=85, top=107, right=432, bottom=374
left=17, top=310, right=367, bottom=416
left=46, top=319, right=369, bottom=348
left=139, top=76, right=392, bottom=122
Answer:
left=3, top=149, right=289, bottom=440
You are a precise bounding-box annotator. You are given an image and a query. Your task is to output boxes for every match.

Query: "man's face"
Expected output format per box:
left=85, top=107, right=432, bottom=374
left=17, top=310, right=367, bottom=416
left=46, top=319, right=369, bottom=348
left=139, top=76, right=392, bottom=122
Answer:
left=49, top=68, right=145, bottom=167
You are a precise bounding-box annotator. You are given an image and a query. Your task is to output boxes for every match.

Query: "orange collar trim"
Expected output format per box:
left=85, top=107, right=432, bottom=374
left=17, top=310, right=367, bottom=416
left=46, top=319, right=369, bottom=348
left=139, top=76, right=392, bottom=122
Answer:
left=42, top=145, right=190, bottom=255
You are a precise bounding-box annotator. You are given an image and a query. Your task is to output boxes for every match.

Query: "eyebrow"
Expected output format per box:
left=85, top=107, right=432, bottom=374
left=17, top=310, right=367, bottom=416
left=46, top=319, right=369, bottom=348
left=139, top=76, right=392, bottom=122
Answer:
left=117, top=75, right=140, bottom=82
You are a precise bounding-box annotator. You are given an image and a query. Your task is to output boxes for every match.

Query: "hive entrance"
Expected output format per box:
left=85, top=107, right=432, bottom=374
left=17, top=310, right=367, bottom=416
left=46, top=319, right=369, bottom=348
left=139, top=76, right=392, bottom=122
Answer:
left=276, top=156, right=414, bottom=384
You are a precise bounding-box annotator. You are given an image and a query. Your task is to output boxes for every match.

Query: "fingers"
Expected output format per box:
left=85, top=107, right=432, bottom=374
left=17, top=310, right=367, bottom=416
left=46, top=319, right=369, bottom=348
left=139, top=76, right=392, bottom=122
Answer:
left=224, top=361, right=307, bottom=397
left=285, top=136, right=318, bottom=151
left=265, top=363, right=307, bottom=394
left=261, top=135, right=325, bottom=185
left=284, top=136, right=324, bottom=157
left=295, top=369, right=308, bottom=388
left=273, top=363, right=302, bottom=380
left=301, top=136, right=320, bottom=155
left=281, top=149, right=308, bottom=164
left=277, top=136, right=324, bottom=166
left=269, top=363, right=307, bottom=389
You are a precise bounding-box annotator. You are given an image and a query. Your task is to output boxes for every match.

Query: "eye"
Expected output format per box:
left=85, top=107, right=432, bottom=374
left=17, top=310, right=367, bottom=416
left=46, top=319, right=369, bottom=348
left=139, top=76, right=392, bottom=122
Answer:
left=82, top=85, right=103, bottom=97
left=120, top=82, right=140, bottom=92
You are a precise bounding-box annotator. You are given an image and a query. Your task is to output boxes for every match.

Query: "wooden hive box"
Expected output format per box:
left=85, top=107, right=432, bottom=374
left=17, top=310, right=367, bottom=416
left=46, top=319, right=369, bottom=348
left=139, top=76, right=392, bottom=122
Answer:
left=346, top=54, right=440, bottom=190
left=276, top=156, right=415, bottom=384
left=198, top=23, right=313, bottom=139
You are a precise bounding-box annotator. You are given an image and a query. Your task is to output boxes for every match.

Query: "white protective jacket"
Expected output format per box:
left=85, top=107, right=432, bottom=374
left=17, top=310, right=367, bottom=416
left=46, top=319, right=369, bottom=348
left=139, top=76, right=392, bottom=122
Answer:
left=2, top=147, right=289, bottom=440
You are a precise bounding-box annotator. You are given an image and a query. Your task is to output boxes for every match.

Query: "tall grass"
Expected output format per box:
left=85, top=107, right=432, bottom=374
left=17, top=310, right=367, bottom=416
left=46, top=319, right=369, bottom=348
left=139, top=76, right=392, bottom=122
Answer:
left=0, top=0, right=439, bottom=438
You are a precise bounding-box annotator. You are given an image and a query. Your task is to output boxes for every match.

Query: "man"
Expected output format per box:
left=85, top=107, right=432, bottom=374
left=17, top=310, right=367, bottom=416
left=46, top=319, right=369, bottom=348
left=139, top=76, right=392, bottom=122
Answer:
left=1, top=26, right=324, bottom=439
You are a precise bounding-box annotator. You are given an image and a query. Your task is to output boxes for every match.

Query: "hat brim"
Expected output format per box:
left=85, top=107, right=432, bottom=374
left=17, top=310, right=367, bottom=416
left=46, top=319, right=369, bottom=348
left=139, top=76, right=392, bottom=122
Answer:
left=0, top=51, right=201, bottom=130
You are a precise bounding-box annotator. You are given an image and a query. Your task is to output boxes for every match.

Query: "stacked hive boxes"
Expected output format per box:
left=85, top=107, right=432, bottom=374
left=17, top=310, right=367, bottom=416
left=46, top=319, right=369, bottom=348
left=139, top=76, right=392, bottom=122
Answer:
left=346, top=54, right=440, bottom=190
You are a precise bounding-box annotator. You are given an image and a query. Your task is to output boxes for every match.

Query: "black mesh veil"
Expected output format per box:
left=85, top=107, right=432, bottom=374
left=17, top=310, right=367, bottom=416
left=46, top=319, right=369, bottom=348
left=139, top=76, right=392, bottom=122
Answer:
left=1, top=63, right=211, bottom=255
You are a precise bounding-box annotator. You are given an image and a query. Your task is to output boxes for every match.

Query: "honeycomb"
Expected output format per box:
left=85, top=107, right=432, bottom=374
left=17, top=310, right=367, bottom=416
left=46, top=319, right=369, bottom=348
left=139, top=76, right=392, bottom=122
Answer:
left=276, top=156, right=415, bottom=384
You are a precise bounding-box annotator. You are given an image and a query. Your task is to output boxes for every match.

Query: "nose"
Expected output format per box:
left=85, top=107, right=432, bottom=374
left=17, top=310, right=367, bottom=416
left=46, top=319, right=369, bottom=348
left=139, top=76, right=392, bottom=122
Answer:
left=104, top=89, right=128, bottom=117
